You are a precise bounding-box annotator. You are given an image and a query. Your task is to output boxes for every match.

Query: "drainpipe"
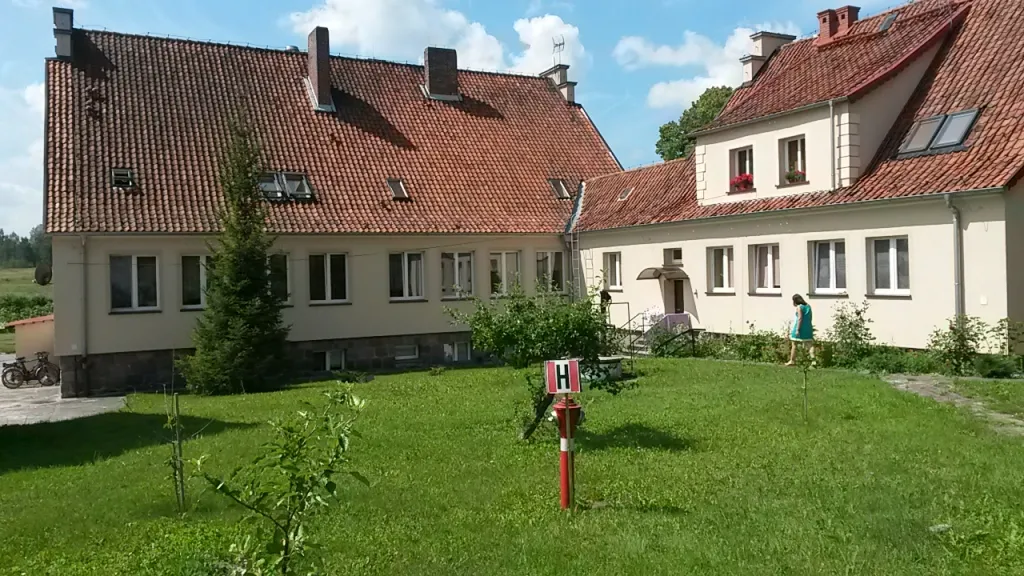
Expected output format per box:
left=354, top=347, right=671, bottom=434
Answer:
left=945, top=194, right=965, bottom=321
left=80, top=234, right=90, bottom=396
left=829, top=99, right=837, bottom=192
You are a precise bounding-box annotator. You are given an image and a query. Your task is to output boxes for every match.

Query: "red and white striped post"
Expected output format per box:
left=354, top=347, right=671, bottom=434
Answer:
left=546, top=359, right=582, bottom=510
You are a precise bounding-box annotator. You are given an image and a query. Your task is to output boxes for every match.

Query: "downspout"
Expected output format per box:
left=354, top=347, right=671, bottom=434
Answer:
left=829, top=99, right=837, bottom=191
left=945, top=194, right=965, bottom=320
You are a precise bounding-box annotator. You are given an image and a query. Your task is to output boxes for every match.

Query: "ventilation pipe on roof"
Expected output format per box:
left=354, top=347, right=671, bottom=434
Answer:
left=305, top=27, right=335, bottom=113
left=53, top=7, right=73, bottom=59
left=945, top=194, right=965, bottom=322
left=541, top=64, right=577, bottom=104
left=423, top=47, right=461, bottom=101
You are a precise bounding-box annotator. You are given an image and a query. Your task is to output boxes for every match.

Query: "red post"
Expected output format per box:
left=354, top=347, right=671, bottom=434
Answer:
left=553, top=397, right=581, bottom=510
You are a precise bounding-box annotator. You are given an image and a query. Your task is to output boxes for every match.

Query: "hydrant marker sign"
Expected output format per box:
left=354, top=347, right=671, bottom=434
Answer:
left=545, top=359, right=581, bottom=395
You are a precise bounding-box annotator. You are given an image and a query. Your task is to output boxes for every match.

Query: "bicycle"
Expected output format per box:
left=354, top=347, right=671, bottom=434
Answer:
left=2, top=352, right=61, bottom=389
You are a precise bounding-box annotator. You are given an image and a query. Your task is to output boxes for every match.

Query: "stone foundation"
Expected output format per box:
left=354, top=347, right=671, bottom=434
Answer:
left=58, top=331, right=480, bottom=397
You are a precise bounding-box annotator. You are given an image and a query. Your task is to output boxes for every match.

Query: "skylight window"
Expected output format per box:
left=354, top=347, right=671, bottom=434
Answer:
left=879, top=13, right=898, bottom=32
left=387, top=178, right=409, bottom=200
left=932, top=110, right=979, bottom=148
left=259, top=173, right=285, bottom=200
left=548, top=179, right=570, bottom=200
left=898, top=109, right=980, bottom=157
left=111, top=168, right=135, bottom=189
left=898, top=116, right=944, bottom=154
left=617, top=188, right=633, bottom=201
left=283, top=173, right=313, bottom=199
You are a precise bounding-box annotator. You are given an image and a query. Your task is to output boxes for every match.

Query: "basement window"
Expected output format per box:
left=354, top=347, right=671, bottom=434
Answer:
left=259, top=173, right=285, bottom=200
left=111, top=168, right=136, bottom=189
left=548, top=179, right=570, bottom=200
left=617, top=188, right=633, bottom=201
left=283, top=173, right=314, bottom=200
left=388, top=178, right=409, bottom=200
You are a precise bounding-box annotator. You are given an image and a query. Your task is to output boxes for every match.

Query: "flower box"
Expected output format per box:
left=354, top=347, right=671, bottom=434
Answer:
left=730, top=173, right=754, bottom=192
left=785, top=170, right=807, bottom=184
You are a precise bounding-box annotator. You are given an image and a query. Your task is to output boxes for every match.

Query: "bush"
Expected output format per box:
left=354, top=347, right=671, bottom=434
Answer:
left=0, top=294, right=52, bottom=326
left=858, top=346, right=910, bottom=374
left=333, top=370, right=369, bottom=383
left=826, top=301, right=875, bottom=368
left=729, top=323, right=787, bottom=364
left=974, top=355, right=1019, bottom=379
left=928, top=316, right=989, bottom=376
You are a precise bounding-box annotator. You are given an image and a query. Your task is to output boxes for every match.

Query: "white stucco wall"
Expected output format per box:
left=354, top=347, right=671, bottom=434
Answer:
left=580, top=193, right=1007, bottom=349
left=53, top=234, right=568, bottom=356
left=14, top=319, right=54, bottom=360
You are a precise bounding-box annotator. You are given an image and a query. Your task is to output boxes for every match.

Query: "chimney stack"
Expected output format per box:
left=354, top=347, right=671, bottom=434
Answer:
left=816, top=9, right=840, bottom=45
left=423, top=47, right=461, bottom=101
left=836, top=5, right=861, bottom=35
left=306, top=27, right=334, bottom=112
left=541, top=64, right=577, bottom=104
left=741, top=31, right=796, bottom=84
left=53, top=7, right=73, bottom=59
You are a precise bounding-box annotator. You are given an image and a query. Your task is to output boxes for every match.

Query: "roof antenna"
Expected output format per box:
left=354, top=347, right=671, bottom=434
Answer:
left=552, top=35, right=565, bottom=66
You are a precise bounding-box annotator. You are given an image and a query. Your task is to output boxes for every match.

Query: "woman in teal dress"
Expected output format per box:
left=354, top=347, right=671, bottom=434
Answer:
left=786, top=294, right=815, bottom=366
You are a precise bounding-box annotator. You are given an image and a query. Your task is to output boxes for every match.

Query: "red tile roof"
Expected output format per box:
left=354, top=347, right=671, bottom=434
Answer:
left=705, top=0, right=969, bottom=132
left=578, top=0, right=1024, bottom=232
left=3, top=314, right=54, bottom=328
left=45, top=31, right=620, bottom=234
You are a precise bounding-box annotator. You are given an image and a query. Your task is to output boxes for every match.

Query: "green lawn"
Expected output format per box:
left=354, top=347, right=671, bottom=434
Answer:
left=2, top=359, right=1023, bottom=575
left=955, top=378, right=1024, bottom=418
left=0, top=267, right=51, bottom=299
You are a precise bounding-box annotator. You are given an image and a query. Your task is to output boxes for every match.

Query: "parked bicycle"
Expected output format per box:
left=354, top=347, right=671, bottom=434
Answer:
left=2, top=352, right=61, bottom=389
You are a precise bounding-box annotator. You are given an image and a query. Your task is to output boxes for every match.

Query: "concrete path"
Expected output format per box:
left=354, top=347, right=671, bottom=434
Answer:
left=885, top=373, right=1024, bottom=436
left=0, top=382, right=124, bottom=427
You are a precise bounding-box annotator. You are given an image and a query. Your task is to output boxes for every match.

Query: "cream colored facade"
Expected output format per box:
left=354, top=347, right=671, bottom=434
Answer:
left=52, top=234, right=568, bottom=358
left=580, top=192, right=1010, bottom=349
left=14, top=317, right=55, bottom=360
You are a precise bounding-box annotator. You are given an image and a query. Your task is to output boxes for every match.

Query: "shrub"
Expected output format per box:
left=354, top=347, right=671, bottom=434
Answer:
left=333, top=370, right=369, bottom=383
left=928, top=316, right=989, bottom=376
left=0, top=294, right=52, bottom=326
left=729, top=323, right=787, bottom=364
left=903, top=350, right=941, bottom=375
left=858, top=346, right=910, bottom=375
left=826, top=301, right=875, bottom=368
left=989, top=318, right=1024, bottom=355
left=428, top=366, right=446, bottom=377
left=974, top=355, right=1019, bottom=379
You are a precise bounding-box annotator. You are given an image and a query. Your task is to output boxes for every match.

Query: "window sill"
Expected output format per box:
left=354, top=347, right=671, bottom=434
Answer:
left=605, top=287, right=624, bottom=293
left=705, top=290, right=736, bottom=296
left=777, top=181, right=809, bottom=189
left=808, top=291, right=848, bottom=299
left=867, top=292, right=912, bottom=300
left=389, top=298, right=428, bottom=303
left=727, top=188, right=757, bottom=195
left=310, top=301, right=352, bottom=307
left=110, top=308, right=162, bottom=315
left=750, top=290, right=782, bottom=297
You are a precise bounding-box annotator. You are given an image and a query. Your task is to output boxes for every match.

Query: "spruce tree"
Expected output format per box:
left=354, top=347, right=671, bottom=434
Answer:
left=179, top=121, right=291, bottom=395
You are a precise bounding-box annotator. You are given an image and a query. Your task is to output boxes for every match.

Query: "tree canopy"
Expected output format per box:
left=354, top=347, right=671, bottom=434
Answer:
left=0, top=225, right=51, bottom=269
left=655, top=86, right=734, bottom=161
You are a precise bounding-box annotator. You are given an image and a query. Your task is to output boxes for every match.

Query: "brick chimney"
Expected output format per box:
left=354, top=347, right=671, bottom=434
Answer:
left=53, top=7, right=73, bottom=59
left=423, top=47, right=461, bottom=101
left=541, top=64, right=577, bottom=104
left=836, top=5, right=861, bottom=35
left=741, top=31, right=796, bottom=83
left=817, top=9, right=840, bottom=45
left=306, top=27, right=334, bottom=112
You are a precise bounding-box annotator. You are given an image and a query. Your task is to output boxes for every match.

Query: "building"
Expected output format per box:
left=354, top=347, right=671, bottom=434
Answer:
left=44, top=9, right=620, bottom=396
left=573, top=0, right=1024, bottom=349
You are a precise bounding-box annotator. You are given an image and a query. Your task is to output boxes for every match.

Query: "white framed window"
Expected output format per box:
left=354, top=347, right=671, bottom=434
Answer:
left=395, top=344, right=419, bottom=360
left=731, top=146, right=754, bottom=178
left=812, top=240, right=846, bottom=294
left=536, top=251, right=566, bottom=292
left=752, top=244, right=781, bottom=293
left=664, top=248, right=683, bottom=265
left=782, top=136, right=806, bottom=183
left=603, top=252, right=622, bottom=290
left=871, top=237, right=910, bottom=295
left=708, top=247, right=734, bottom=293
left=268, top=253, right=291, bottom=303
left=181, top=255, right=212, bottom=309
left=489, top=251, right=520, bottom=296
left=309, top=253, right=349, bottom=303
left=313, top=350, right=346, bottom=371
left=110, top=255, right=159, bottom=311
left=389, top=252, right=425, bottom=300
left=441, top=251, right=474, bottom=298
left=444, top=342, right=472, bottom=363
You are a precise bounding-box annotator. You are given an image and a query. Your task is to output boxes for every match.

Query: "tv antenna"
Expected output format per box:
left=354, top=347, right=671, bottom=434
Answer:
left=552, top=35, right=565, bottom=66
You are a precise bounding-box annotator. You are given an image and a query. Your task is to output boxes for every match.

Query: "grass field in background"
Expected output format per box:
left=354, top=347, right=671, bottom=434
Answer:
left=1, top=359, right=1023, bottom=575
left=0, top=268, right=50, bottom=299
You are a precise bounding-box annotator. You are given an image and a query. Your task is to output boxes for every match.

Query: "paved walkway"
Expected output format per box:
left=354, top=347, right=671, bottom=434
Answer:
left=0, top=381, right=124, bottom=427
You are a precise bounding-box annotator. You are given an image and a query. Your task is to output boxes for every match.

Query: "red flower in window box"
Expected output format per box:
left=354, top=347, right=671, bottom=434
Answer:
left=785, top=170, right=806, bottom=184
left=730, top=173, right=754, bottom=192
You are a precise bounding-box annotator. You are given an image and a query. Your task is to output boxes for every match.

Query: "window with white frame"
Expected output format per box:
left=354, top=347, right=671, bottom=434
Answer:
left=752, top=244, right=781, bottom=292
left=871, top=237, right=910, bottom=294
left=395, top=344, right=419, bottom=360
left=489, top=251, right=520, bottom=295
left=268, top=254, right=290, bottom=303
left=731, top=146, right=754, bottom=177
left=603, top=252, right=622, bottom=289
left=536, top=251, right=566, bottom=292
left=664, top=248, right=683, bottom=265
left=441, top=251, right=474, bottom=298
left=445, top=342, right=472, bottom=363
left=781, top=136, right=806, bottom=183
left=812, top=240, right=846, bottom=294
left=110, top=255, right=159, bottom=311
left=309, top=253, right=349, bottom=303
left=181, top=255, right=212, bottom=309
left=389, top=252, right=425, bottom=300
left=708, top=247, right=734, bottom=292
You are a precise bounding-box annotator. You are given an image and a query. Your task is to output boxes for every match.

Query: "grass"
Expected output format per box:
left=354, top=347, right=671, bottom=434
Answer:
left=954, top=378, right=1024, bottom=418
left=2, top=359, right=1023, bottom=575
left=0, top=267, right=51, bottom=299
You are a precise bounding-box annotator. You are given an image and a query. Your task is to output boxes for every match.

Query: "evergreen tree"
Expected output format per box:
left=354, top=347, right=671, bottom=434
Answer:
left=179, top=121, right=291, bottom=395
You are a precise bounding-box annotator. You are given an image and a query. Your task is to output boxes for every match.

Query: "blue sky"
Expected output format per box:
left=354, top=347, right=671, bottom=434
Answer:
left=0, top=0, right=902, bottom=235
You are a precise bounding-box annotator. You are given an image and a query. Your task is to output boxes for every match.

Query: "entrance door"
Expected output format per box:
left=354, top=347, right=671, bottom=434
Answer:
left=673, top=280, right=687, bottom=313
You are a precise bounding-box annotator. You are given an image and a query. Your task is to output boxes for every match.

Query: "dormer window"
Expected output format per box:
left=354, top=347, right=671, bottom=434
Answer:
left=548, top=179, right=570, bottom=200
left=388, top=178, right=409, bottom=200
left=617, top=188, right=633, bottom=201
left=283, top=173, right=314, bottom=200
left=898, top=110, right=979, bottom=158
left=259, top=173, right=285, bottom=200
left=111, top=168, right=135, bottom=189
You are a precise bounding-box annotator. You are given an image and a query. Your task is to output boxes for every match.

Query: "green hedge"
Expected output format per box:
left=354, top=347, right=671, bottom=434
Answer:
left=0, top=295, right=53, bottom=327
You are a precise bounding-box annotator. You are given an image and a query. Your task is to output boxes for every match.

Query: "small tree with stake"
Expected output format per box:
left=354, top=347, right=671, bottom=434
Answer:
left=178, top=120, right=291, bottom=395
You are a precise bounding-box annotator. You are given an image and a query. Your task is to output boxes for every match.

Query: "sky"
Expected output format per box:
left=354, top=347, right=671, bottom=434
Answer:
left=0, top=0, right=907, bottom=236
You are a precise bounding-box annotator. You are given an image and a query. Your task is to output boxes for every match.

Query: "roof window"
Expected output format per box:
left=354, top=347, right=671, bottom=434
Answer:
left=111, top=168, right=136, bottom=189
left=283, top=173, right=313, bottom=200
left=260, top=172, right=314, bottom=200
left=898, top=109, right=979, bottom=157
left=617, top=188, right=633, bottom=201
left=387, top=178, right=409, bottom=200
left=879, top=13, right=898, bottom=32
left=259, top=173, right=286, bottom=200
left=548, top=179, right=570, bottom=200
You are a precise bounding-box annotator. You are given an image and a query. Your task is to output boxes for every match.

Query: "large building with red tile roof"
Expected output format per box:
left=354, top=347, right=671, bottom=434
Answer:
left=574, top=0, right=1024, bottom=350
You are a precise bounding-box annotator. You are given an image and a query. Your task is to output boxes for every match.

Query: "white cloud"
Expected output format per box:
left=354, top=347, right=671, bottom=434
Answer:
left=0, top=82, right=45, bottom=236
left=613, top=21, right=801, bottom=110
left=288, top=0, right=585, bottom=75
